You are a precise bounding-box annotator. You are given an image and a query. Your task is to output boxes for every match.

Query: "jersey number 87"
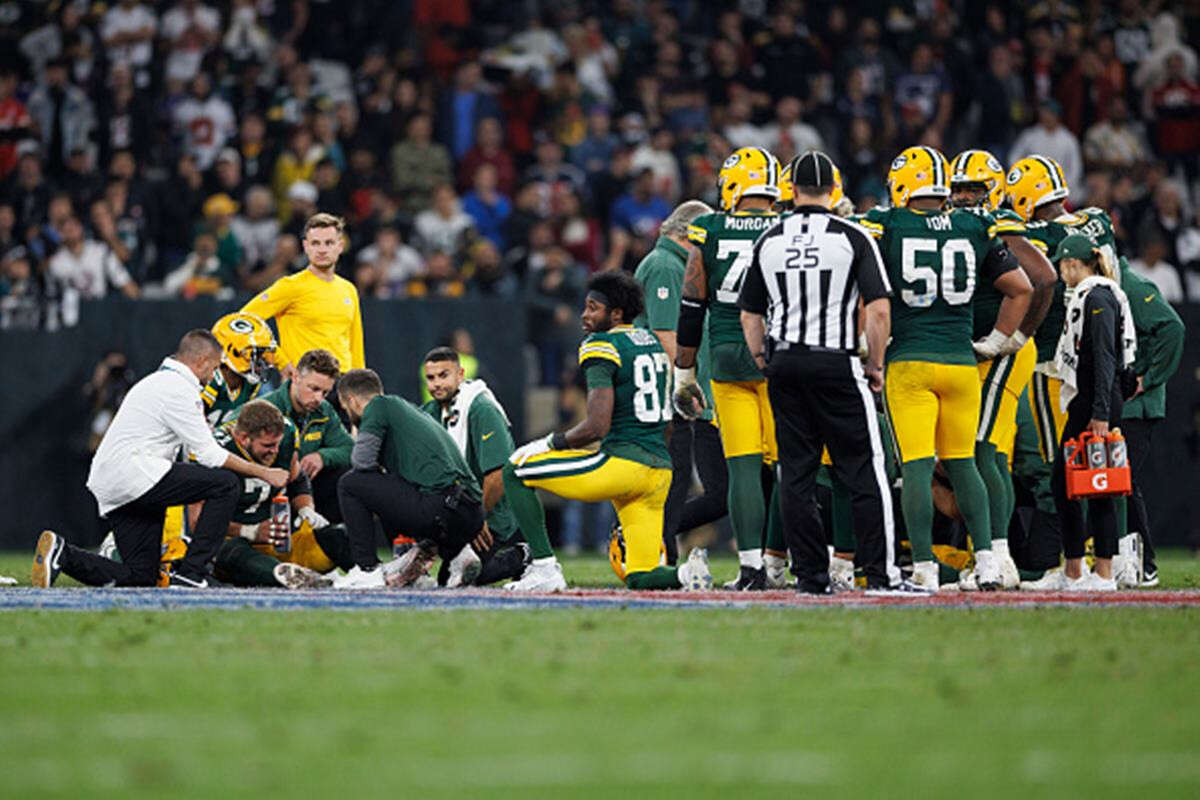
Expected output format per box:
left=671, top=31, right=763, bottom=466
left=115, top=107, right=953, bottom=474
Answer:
left=633, top=353, right=673, bottom=423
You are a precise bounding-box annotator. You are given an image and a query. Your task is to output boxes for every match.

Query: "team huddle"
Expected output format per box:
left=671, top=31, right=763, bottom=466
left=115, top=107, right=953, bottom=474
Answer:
left=31, top=143, right=1181, bottom=594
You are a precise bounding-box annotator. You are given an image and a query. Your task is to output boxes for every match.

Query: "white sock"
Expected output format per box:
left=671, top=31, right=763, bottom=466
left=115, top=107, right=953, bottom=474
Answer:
left=532, top=556, right=558, bottom=568
left=738, top=549, right=764, bottom=570
left=992, top=539, right=1010, bottom=559
left=764, top=553, right=787, bottom=570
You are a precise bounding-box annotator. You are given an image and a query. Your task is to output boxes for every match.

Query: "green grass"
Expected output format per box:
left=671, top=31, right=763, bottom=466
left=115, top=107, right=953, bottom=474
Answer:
left=3, top=550, right=1200, bottom=797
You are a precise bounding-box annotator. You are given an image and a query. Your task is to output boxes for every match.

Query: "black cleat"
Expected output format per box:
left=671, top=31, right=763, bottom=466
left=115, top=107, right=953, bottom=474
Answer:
left=32, top=530, right=65, bottom=588
left=167, top=571, right=223, bottom=588
left=723, top=565, right=767, bottom=591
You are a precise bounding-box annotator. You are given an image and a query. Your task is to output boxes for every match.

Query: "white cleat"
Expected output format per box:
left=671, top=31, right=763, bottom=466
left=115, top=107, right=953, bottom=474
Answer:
left=1085, top=573, right=1118, bottom=592
left=677, top=548, right=714, bottom=592
left=332, top=565, right=385, bottom=590
left=996, top=552, right=1020, bottom=590
left=32, top=530, right=65, bottom=588
left=1020, top=568, right=1067, bottom=591
left=900, top=561, right=939, bottom=594
left=504, top=559, right=567, bottom=592
left=829, top=555, right=855, bottom=592
left=1061, top=568, right=1093, bottom=592
left=273, top=562, right=333, bottom=589
left=764, top=554, right=792, bottom=589
left=956, top=569, right=978, bottom=592
left=98, top=531, right=118, bottom=561
left=445, top=545, right=482, bottom=588
left=382, top=541, right=438, bottom=587
left=972, top=549, right=1001, bottom=591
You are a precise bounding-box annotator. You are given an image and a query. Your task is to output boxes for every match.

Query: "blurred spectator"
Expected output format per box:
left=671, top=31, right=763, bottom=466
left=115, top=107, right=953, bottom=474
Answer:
left=723, top=98, right=769, bottom=149
left=764, top=96, right=824, bottom=162
left=235, top=113, right=274, bottom=185
left=1137, top=181, right=1188, bottom=278
left=96, top=179, right=153, bottom=283
left=101, top=0, right=157, bottom=87
left=161, top=0, right=222, bottom=83
left=525, top=246, right=585, bottom=385
left=390, top=113, right=452, bottom=215
left=461, top=164, right=511, bottom=251
left=26, top=58, right=95, bottom=180
left=84, top=350, right=135, bottom=452
left=155, top=153, right=206, bottom=270
left=224, top=0, right=272, bottom=64
left=1176, top=208, right=1200, bottom=298
left=244, top=233, right=300, bottom=293
left=206, top=148, right=247, bottom=200
left=893, top=41, right=952, bottom=143
left=414, top=184, right=475, bottom=259
left=173, top=73, right=237, bottom=170
left=97, top=63, right=151, bottom=165
left=26, top=193, right=74, bottom=265
left=1083, top=96, right=1150, bottom=171
left=355, top=225, right=423, bottom=298
left=0, top=202, right=17, bottom=253
left=162, top=229, right=234, bottom=298
left=1104, top=0, right=1152, bottom=77
left=272, top=125, right=322, bottom=219
left=202, top=193, right=243, bottom=281
left=556, top=190, right=603, bottom=272
left=465, top=239, right=518, bottom=299
left=456, top=117, right=516, bottom=196
left=8, top=147, right=53, bottom=232
left=1132, top=13, right=1198, bottom=97
left=60, top=148, right=104, bottom=214
left=0, top=69, right=33, bottom=181
left=313, top=157, right=347, bottom=218
left=0, top=247, right=77, bottom=331
left=48, top=216, right=139, bottom=300
left=631, top=127, right=681, bottom=203
left=570, top=106, right=621, bottom=178
left=1010, top=100, right=1084, bottom=203
left=1147, top=53, right=1200, bottom=181
left=280, top=180, right=318, bottom=239
left=1129, top=235, right=1183, bottom=303
left=438, top=61, right=500, bottom=161
left=407, top=249, right=465, bottom=299
left=524, top=137, right=588, bottom=215
left=232, top=185, right=279, bottom=278
left=607, top=167, right=669, bottom=270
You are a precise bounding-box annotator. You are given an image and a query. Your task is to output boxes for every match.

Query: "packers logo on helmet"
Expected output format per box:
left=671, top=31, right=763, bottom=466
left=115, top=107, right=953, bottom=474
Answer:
left=887, top=146, right=949, bottom=208
left=608, top=525, right=666, bottom=582
left=1006, top=156, right=1069, bottom=221
left=212, top=312, right=277, bottom=384
left=950, top=149, right=1006, bottom=210
left=718, top=146, right=781, bottom=211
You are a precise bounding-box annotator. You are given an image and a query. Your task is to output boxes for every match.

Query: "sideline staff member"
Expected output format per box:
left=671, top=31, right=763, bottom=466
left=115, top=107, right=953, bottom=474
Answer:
left=242, top=213, right=365, bottom=378
left=737, top=151, right=896, bottom=593
left=32, top=330, right=289, bottom=588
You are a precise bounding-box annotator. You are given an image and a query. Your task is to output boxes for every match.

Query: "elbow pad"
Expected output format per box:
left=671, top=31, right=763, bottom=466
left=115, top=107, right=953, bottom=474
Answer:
left=676, top=297, right=708, bottom=350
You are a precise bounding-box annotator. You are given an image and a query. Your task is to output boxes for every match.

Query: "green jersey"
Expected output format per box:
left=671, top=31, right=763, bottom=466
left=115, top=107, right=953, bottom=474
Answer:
left=421, top=386, right=520, bottom=541
left=359, top=394, right=482, bottom=502
left=202, top=370, right=263, bottom=428
left=857, top=206, right=1012, bottom=365
left=1024, top=207, right=1119, bottom=363
left=633, top=235, right=715, bottom=421
left=968, top=207, right=1027, bottom=339
left=686, top=209, right=778, bottom=381
left=214, top=418, right=299, bottom=526
left=1120, top=260, right=1185, bottom=420
left=577, top=325, right=671, bottom=468
left=260, top=380, right=354, bottom=469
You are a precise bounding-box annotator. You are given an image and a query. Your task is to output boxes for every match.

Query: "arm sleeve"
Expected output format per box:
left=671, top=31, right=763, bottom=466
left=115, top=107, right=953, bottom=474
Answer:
left=165, top=386, right=227, bottom=468
left=583, top=360, right=617, bottom=389
left=469, top=400, right=516, bottom=475
left=103, top=246, right=133, bottom=288
left=318, top=413, right=356, bottom=469
left=1142, top=304, right=1185, bottom=390
left=350, top=431, right=383, bottom=471
left=848, top=223, right=892, bottom=302
left=240, top=277, right=292, bottom=322
left=287, top=472, right=312, bottom=498
left=981, top=241, right=1020, bottom=285
left=1088, top=290, right=1120, bottom=422
left=641, top=265, right=682, bottom=330
left=349, top=291, right=365, bottom=369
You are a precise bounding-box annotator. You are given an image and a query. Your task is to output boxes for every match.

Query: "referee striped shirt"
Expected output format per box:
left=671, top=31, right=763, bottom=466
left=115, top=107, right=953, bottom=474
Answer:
left=737, top=206, right=891, bottom=351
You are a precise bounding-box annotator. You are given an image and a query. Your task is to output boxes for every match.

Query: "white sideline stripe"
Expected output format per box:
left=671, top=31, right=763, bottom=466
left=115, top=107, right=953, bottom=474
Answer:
left=515, top=452, right=607, bottom=478
left=850, top=357, right=900, bottom=586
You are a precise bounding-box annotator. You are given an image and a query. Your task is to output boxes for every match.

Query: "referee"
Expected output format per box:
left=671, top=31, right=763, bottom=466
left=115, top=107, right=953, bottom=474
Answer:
left=737, top=151, right=896, bottom=594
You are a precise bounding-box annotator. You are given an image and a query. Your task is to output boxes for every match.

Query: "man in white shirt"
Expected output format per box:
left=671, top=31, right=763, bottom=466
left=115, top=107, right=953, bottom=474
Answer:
left=1009, top=100, right=1084, bottom=204
left=173, top=73, right=236, bottom=170
left=763, top=96, right=824, bottom=161
left=33, top=330, right=289, bottom=588
left=102, top=0, right=157, bottom=85
left=47, top=216, right=140, bottom=299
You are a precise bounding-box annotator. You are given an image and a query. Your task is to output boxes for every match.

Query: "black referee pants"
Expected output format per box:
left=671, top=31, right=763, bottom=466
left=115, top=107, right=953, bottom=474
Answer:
left=765, top=348, right=893, bottom=591
left=663, top=417, right=728, bottom=564
left=338, top=470, right=483, bottom=569
left=61, top=463, right=241, bottom=586
left=1122, top=417, right=1158, bottom=572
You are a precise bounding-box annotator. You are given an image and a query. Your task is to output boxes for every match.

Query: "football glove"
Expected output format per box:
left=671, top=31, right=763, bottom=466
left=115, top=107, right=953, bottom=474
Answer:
left=972, top=329, right=1008, bottom=361
left=296, top=505, right=330, bottom=531
left=998, top=330, right=1028, bottom=356
left=510, top=434, right=555, bottom=466
left=672, top=366, right=706, bottom=420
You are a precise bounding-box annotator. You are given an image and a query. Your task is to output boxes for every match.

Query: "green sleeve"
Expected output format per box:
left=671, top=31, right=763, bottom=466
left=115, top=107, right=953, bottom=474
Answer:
left=583, top=360, right=617, bottom=389
left=469, top=398, right=516, bottom=475
left=641, top=263, right=683, bottom=331
left=1139, top=301, right=1186, bottom=390
left=318, top=407, right=357, bottom=468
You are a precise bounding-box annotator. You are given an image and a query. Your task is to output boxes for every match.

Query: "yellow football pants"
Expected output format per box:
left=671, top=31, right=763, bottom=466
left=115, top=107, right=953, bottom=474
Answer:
left=710, top=379, right=777, bottom=463
left=1030, top=370, right=1068, bottom=462
left=512, top=449, right=671, bottom=575
left=885, top=361, right=981, bottom=462
left=251, top=521, right=336, bottom=573
left=976, top=339, right=1037, bottom=458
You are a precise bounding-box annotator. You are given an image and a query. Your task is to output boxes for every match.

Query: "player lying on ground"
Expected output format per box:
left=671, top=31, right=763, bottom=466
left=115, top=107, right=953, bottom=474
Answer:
left=504, top=270, right=714, bottom=592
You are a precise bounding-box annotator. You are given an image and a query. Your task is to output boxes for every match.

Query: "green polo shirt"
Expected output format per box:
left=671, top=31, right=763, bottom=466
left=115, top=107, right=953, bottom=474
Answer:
left=633, top=235, right=715, bottom=422
left=260, top=380, right=355, bottom=468
left=1120, top=261, right=1185, bottom=420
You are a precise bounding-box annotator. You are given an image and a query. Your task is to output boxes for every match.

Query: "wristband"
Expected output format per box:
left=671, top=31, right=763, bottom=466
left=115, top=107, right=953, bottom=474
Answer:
left=674, top=366, right=696, bottom=386
left=981, top=328, right=1008, bottom=350
left=238, top=524, right=259, bottom=541
left=1010, top=331, right=1028, bottom=348
left=550, top=431, right=569, bottom=450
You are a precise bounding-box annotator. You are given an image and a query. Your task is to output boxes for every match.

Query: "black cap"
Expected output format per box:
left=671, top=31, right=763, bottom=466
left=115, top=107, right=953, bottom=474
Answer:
left=789, top=150, right=838, bottom=190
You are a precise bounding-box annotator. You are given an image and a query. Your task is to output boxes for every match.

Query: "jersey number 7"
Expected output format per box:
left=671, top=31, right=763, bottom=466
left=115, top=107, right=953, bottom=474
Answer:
left=715, top=239, right=754, bottom=303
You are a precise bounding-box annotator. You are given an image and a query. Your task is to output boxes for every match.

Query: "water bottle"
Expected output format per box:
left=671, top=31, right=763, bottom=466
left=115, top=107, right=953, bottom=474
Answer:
left=1086, top=436, right=1107, bottom=469
left=1063, top=438, right=1079, bottom=466
left=271, top=493, right=291, bottom=555
left=1107, top=428, right=1127, bottom=469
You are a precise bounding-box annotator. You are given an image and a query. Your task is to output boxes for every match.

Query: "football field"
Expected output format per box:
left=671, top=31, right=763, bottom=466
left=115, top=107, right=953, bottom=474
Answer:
left=2, top=551, right=1199, bottom=798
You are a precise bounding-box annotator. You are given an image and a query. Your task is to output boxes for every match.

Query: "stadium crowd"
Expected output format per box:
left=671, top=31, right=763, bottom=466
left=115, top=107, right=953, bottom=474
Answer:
left=0, top=0, right=1197, bottom=381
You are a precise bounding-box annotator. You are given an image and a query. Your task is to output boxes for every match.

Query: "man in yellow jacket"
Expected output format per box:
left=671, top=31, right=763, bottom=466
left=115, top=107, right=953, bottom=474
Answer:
left=242, top=212, right=365, bottom=378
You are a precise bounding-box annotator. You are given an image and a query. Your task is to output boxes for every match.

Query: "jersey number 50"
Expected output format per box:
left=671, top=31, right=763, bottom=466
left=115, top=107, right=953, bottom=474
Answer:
left=633, top=353, right=673, bottom=423
left=900, top=238, right=976, bottom=308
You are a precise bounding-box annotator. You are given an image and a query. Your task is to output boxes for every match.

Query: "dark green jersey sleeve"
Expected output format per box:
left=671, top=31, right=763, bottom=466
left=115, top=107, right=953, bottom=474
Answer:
left=584, top=360, right=617, bottom=388
left=640, top=262, right=683, bottom=330
left=316, top=407, right=354, bottom=468
left=468, top=396, right=515, bottom=476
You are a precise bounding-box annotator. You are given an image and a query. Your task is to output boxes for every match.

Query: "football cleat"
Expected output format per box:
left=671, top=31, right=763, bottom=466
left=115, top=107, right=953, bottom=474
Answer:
left=828, top=555, right=855, bottom=592
left=1140, top=570, right=1160, bottom=588
left=972, top=549, right=1001, bottom=591
left=273, top=562, right=332, bottom=589
left=32, top=530, right=65, bottom=588
left=381, top=541, right=437, bottom=588
left=887, top=146, right=950, bottom=208
left=1086, top=573, right=1118, bottom=592
left=1020, top=569, right=1067, bottom=591
left=902, top=561, right=939, bottom=594
left=677, top=548, right=713, bottom=592
left=764, top=554, right=792, bottom=589
left=723, top=565, right=767, bottom=591
left=333, top=565, right=386, bottom=590
left=98, top=531, right=118, bottom=561
left=504, top=559, right=567, bottom=593
left=996, top=550, right=1020, bottom=590
left=167, top=571, right=222, bottom=588
left=445, top=545, right=482, bottom=589
left=1061, top=568, right=1093, bottom=592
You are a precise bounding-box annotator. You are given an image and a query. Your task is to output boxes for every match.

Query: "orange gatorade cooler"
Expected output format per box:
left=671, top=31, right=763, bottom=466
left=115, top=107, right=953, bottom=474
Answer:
left=1064, top=429, right=1132, bottom=500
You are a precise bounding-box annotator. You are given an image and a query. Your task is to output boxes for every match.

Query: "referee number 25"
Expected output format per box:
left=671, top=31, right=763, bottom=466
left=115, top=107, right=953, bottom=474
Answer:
left=900, top=238, right=976, bottom=307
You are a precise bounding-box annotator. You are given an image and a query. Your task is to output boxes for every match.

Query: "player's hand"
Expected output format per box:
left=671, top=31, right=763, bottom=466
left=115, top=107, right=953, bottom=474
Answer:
left=972, top=329, right=1008, bottom=361
left=295, top=505, right=329, bottom=531
left=510, top=434, right=554, bottom=466
left=299, top=452, right=324, bottom=478
left=672, top=366, right=706, bottom=419
left=864, top=364, right=884, bottom=393
left=267, top=518, right=289, bottom=549
left=472, top=522, right=493, bottom=553
left=998, top=331, right=1028, bottom=357
left=262, top=467, right=289, bottom=488
left=1088, top=418, right=1110, bottom=438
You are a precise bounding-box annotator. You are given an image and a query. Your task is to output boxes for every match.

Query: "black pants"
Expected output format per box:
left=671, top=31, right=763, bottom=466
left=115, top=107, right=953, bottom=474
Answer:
left=1052, top=393, right=1123, bottom=560
left=1122, top=417, right=1158, bottom=571
left=311, top=465, right=347, bottom=524
left=62, top=463, right=241, bottom=586
left=662, top=417, right=728, bottom=564
left=765, top=348, right=893, bottom=590
left=337, top=470, right=483, bottom=568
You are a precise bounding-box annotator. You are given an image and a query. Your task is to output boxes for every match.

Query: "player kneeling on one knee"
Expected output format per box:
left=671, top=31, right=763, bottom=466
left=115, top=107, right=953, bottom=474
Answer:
left=504, top=270, right=714, bottom=592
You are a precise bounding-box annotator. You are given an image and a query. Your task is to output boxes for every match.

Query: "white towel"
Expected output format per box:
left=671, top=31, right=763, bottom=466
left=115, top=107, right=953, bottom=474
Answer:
left=1053, top=275, right=1137, bottom=413
left=439, top=379, right=509, bottom=456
